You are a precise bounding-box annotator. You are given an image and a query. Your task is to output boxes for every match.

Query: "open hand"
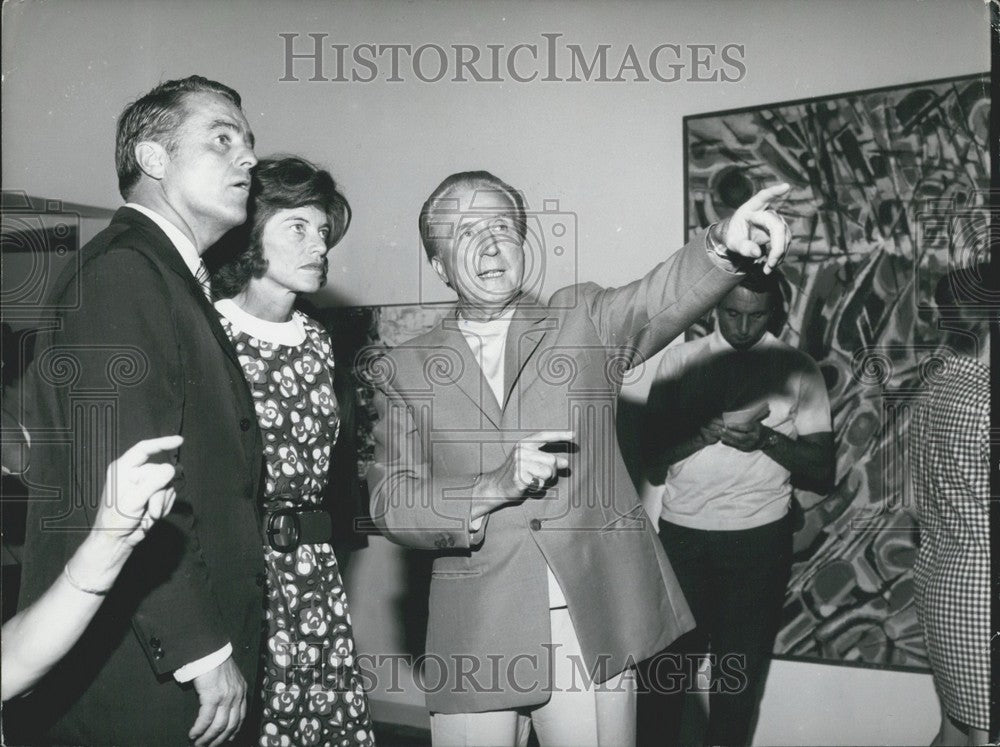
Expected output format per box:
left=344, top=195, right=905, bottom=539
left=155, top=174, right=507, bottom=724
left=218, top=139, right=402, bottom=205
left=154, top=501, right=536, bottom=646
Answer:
left=190, top=656, right=247, bottom=746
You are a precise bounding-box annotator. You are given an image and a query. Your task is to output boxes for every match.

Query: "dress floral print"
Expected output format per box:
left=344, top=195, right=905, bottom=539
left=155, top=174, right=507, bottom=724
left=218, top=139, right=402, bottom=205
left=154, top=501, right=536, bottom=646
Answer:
left=217, top=300, right=374, bottom=747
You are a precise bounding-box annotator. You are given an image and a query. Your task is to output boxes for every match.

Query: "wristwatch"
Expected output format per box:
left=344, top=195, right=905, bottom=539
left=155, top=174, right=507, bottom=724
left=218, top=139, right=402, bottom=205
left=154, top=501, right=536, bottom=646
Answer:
left=760, top=430, right=781, bottom=450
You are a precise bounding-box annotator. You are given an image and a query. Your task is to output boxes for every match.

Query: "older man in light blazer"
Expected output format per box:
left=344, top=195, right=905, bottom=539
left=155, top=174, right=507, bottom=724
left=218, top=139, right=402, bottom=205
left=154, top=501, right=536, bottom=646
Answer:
left=368, top=171, right=789, bottom=746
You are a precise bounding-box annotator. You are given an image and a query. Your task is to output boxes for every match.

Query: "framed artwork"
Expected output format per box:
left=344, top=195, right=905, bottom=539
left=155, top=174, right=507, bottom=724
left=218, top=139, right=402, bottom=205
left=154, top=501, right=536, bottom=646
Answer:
left=682, top=74, right=989, bottom=669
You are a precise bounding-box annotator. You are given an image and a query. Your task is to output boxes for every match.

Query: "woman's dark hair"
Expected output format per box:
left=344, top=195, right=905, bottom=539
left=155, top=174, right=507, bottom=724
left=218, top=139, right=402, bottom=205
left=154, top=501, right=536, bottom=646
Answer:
left=211, top=156, right=351, bottom=298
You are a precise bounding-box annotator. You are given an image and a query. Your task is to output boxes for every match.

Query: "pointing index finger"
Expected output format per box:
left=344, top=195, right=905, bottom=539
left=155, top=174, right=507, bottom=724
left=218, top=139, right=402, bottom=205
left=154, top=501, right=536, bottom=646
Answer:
left=740, top=182, right=790, bottom=213
left=521, top=430, right=575, bottom=448
left=118, top=435, right=184, bottom=467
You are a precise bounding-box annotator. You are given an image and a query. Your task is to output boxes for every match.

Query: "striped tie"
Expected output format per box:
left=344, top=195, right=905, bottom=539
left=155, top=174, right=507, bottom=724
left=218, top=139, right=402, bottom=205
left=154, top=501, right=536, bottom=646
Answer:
left=195, top=259, right=212, bottom=301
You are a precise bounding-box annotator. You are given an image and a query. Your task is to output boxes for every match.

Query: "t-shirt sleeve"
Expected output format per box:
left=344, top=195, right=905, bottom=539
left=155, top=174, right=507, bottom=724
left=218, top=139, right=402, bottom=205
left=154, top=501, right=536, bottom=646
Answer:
left=794, top=358, right=833, bottom=436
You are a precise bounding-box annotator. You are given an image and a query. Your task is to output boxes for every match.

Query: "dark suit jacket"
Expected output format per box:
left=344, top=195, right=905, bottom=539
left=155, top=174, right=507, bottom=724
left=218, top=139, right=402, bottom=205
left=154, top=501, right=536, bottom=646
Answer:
left=14, top=207, right=264, bottom=745
left=369, top=235, right=742, bottom=714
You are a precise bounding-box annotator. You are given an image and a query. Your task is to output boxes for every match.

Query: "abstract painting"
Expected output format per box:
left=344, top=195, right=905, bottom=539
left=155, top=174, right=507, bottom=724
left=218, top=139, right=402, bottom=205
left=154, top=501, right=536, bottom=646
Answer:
left=682, top=74, right=989, bottom=669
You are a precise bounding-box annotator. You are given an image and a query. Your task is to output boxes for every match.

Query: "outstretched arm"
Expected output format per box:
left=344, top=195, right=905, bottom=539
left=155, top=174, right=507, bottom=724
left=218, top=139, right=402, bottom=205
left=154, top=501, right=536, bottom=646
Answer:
left=582, top=183, right=792, bottom=367
left=2, top=436, right=181, bottom=701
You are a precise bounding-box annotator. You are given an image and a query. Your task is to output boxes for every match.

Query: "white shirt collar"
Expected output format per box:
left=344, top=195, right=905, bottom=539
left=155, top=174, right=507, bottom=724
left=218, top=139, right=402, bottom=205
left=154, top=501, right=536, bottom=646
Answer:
left=708, top=324, right=775, bottom=353
left=214, top=298, right=307, bottom=346
left=124, top=202, right=201, bottom=278
left=458, top=307, right=516, bottom=336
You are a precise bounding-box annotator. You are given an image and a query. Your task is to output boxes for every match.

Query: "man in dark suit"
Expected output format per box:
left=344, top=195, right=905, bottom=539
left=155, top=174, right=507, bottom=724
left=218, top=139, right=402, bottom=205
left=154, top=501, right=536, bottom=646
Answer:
left=368, top=171, right=790, bottom=745
left=15, top=76, right=263, bottom=746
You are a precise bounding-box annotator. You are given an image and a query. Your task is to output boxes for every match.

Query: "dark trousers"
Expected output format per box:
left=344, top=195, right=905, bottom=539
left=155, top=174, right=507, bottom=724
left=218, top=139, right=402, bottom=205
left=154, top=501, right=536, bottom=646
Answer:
left=637, top=513, right=792, bottom=746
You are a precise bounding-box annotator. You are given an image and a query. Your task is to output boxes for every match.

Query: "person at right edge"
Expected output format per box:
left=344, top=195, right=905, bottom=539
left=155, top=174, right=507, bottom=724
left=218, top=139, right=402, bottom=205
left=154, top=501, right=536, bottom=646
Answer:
left=642, top=268, right=834, bottom=746
left=910, top=266, right=991, bottom=747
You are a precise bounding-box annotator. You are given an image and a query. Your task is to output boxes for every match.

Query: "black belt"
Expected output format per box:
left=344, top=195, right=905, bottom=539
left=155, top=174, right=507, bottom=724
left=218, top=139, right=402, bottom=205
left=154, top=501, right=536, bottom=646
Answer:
left=264, top=507, right=333, bottom=553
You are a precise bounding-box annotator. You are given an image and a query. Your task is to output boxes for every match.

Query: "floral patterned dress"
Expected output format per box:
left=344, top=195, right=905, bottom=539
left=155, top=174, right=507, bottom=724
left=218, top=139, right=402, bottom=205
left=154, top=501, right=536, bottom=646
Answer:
left=216, top=299, right=374, bottom=747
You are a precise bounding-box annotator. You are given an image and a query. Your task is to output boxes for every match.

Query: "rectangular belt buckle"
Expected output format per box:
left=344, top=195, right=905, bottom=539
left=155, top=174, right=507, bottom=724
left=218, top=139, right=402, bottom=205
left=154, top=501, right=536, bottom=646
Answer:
left=266, top=508, right=301, bottom=553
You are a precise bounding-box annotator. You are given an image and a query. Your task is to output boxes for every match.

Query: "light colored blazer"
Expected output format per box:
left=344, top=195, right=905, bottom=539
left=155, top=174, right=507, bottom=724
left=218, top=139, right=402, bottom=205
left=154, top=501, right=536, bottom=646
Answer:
left=368, top=235, right=741, bottom=714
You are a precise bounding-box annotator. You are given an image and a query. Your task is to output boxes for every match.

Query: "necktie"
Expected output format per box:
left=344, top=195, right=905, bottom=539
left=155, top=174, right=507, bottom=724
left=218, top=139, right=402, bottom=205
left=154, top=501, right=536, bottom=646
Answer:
left=195, top=259, right=212, bottom=301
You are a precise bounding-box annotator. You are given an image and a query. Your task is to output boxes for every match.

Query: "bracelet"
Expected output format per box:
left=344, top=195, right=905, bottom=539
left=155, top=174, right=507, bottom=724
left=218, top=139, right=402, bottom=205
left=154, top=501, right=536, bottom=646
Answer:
left=63, top=562, right=113, bottom=596
left=706, top=222, right=728, bottom=257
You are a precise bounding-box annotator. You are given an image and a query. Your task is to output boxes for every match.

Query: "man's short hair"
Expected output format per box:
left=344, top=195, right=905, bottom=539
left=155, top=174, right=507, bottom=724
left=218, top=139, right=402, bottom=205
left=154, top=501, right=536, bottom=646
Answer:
left=418, top=171, right=527, bottom=262
left=736, top=267, right=787, bottom=315
left=115, top=75, right=243, bottom=199
left=211, top=156, right=351, bottom=299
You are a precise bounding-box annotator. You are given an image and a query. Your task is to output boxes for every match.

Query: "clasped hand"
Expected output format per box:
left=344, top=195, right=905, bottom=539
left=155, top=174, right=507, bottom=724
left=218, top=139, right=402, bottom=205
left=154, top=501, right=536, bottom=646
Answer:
left=499, top=430, right=574, bottom=495
left=472, top=430, right=574, bottom=520
left=701, top=418, right=768, bottom=452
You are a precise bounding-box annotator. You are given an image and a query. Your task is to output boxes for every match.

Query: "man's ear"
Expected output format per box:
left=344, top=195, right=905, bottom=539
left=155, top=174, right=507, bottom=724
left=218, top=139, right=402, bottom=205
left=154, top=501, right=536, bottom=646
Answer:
left=430, top=254, right=452, bottom=289
left=134, top=141, right=169, bottom=180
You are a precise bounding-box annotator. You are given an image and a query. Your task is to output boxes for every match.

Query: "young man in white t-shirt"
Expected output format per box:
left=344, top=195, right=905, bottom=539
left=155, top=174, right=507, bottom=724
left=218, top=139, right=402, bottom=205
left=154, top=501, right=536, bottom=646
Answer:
left=642, top=269, right=834, bottom=746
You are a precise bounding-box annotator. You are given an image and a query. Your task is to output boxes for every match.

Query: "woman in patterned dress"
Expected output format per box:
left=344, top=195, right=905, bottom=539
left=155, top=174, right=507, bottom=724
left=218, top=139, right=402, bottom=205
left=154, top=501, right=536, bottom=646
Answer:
left=212, top=157, right=374, bottom=747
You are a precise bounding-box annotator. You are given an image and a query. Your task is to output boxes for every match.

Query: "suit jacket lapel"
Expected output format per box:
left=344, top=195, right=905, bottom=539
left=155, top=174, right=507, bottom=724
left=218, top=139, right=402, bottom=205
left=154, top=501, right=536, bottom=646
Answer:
left=112, top=209, right=263, bottom=500
left=431, top=314, right=503, bottom=430
left=501, top=303, right=553, bottom=412
left=114, top=207, right=243, bottom=370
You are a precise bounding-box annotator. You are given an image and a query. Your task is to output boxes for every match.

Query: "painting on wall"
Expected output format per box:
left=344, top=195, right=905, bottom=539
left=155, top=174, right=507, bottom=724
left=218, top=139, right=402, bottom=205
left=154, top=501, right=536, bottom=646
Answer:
left=682, top=74, right=989, bottom=670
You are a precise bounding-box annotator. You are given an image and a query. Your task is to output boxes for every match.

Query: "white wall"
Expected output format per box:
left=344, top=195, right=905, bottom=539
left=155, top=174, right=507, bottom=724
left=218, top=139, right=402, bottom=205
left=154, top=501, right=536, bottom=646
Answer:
left=2, top=0, right=988, bottom=310
left=2, top=1, right=987, bottom=743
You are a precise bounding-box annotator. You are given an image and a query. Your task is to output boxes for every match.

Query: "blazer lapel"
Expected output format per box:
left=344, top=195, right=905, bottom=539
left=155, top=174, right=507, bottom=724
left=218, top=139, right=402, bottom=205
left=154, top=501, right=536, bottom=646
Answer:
left=431, top=315, right=503, bottom=430
left=115, top=208, right=243, bottom=370
left=501, top=304, right=553, bottom=412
